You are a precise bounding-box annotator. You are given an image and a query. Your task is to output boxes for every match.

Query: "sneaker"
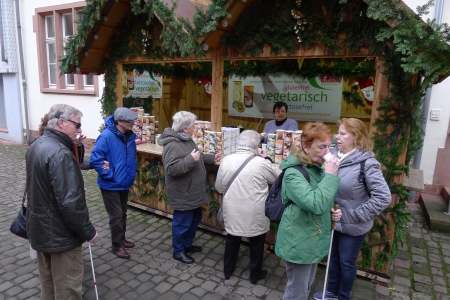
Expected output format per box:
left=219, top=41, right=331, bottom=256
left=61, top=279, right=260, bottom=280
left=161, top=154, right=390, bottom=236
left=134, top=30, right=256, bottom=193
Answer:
left=313, top=290, right=338, bottom=300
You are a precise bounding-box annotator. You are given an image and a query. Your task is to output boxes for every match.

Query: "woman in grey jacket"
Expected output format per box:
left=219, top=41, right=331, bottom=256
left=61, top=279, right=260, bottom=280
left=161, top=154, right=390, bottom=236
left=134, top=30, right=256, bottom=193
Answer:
left=158, top=111, right=221, bottom=265
left=313, top=118, right=391, bottom=300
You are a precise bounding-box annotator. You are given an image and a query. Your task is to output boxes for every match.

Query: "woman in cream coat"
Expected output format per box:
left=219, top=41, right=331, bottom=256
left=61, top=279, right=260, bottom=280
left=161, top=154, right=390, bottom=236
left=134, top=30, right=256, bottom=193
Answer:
left=215, top=130, right=281, bottom=284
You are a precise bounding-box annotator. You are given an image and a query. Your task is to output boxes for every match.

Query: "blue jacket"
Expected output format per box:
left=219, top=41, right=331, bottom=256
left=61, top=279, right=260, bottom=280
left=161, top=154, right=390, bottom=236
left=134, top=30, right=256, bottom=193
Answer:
left=90, top=116, right=137, bottom=190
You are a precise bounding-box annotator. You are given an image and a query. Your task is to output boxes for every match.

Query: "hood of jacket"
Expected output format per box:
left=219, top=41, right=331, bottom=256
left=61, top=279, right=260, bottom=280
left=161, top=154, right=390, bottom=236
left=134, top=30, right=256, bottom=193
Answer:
left=331, top=147, right=375, bottom=167
left=158, top=128, right=191, bottom=147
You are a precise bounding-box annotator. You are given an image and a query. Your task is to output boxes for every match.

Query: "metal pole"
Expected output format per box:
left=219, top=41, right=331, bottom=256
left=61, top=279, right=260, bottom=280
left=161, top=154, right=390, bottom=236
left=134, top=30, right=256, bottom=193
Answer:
left=322, top=204, right=339, bottom=300
left=88, top=243, right=99, bottom=300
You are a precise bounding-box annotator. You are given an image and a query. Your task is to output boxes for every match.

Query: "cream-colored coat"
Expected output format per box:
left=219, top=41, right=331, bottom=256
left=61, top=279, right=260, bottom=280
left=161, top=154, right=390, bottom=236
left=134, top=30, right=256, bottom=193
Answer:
left=215, top=147, right=281, bottom=237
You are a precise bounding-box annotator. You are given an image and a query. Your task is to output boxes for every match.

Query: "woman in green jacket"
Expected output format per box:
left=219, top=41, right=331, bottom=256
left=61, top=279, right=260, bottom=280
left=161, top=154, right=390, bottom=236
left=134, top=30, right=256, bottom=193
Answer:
left=275, top=122, right=342, bottom=300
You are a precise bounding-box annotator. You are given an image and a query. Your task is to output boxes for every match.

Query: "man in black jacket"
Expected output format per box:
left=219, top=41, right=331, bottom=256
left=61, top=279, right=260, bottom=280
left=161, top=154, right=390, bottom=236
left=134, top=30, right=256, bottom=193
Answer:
left=26, top=104, right=98, bottom=300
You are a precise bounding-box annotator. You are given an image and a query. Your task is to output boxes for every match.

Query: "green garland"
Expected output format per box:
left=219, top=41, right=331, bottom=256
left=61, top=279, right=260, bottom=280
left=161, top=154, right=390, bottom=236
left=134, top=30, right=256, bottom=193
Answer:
left=61, top=0, right=450, bottom=272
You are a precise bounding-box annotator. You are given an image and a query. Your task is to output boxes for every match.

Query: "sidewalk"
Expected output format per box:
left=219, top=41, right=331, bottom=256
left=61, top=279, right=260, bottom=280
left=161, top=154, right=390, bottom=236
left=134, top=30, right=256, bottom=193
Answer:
left=0, top=141, right=449, bottom=299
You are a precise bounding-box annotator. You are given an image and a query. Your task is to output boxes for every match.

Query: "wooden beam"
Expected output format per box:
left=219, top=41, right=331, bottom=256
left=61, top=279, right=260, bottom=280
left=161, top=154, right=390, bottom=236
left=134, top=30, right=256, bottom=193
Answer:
left=369, top=59, right=388, bottom=137
left=116, top=62, right=123, bottom=109
left=211, top=48, right=224, bottom=131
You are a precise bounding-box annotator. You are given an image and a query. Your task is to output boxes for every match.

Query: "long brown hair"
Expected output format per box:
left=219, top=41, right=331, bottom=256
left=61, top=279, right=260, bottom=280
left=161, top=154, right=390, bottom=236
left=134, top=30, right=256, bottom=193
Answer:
left=337, top=118, right=373, bottom=152
left=290, top=122, right=333, bottom=164
left=38, top=114, right=49, bottom=136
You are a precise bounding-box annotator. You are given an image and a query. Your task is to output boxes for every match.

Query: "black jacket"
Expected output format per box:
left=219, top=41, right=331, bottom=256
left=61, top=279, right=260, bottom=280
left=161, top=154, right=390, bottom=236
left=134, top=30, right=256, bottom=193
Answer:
left=26, top=128, right=96, bottom=253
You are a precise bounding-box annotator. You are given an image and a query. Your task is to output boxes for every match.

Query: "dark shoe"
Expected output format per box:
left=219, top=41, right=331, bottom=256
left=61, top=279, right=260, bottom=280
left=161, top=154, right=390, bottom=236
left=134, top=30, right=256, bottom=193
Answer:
left=123, top=239, right=135, bottom=248
left=250, top=269, right=268, bottom=284
left=224, top=274, right=231, bottom=280
left=173, top=252, right=194, bottom=264
left=112, top=247, right=130, bottom=259
left=185, top=245, right=202, bottom=253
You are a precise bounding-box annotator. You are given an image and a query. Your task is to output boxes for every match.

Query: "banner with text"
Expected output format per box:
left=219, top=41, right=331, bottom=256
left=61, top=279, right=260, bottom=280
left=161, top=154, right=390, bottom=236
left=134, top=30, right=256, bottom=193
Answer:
left=228, top=74, right=343, bottom=122
left=122, top=70, right=163, bottom=99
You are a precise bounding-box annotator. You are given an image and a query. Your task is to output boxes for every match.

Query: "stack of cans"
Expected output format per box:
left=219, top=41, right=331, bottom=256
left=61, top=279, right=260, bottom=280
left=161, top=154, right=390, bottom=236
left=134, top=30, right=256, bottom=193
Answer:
left=266, top=133, right=276, bottom=161
left=130, top=107, right=159, bottom=143
left=275, top=130, right=285, bottom=163
left=292, top=130, right=303, bottom=147
left=283, top=130, right=293, bottom=160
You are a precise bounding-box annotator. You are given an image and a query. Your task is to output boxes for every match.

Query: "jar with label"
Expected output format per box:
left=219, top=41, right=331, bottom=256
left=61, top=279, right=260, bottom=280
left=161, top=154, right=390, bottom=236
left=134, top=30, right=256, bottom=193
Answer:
left=126, top=70, right=135, bottom=90
left=244, top=85, right=254, bottom=108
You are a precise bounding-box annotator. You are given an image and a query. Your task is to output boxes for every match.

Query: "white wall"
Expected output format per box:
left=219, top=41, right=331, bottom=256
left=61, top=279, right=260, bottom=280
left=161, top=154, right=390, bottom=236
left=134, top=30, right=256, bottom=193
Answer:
left=17, top=0, right=105, bottom=140
left=403, top=0, right=450, bottom=184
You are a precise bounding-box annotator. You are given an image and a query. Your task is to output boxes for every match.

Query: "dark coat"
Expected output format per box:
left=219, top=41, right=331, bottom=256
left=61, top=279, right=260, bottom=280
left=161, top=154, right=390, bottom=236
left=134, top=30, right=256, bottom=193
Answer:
left=26, top=128, right=96, bottom=253
left=158, top=128, right=215, bottom=211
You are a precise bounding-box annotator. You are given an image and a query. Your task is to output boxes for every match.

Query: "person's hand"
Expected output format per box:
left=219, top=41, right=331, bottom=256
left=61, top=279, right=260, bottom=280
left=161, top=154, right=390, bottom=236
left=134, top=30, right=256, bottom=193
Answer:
left=88, top=232, right=99, bottom=243
left=258, top=149, right=267, bottom=158
left=331, top=207, right=342, bottom=222
left=102, top=160, right=110, bottom=170
left=215, top=153, right=222, bottom=162
left=260, top=132, right=267, bottom=140
left=84, top=188, right=87, bottom=196
left=323, top=155, right=339, bottom=175
left=191, top=149, right=200, bottom=161
left=75, top=134, right=86, bottom=146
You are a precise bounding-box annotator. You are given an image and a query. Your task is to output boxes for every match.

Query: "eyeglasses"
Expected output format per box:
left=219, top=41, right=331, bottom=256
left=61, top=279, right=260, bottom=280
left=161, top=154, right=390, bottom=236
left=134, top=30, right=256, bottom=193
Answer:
left=66, top=119, right=82, bottom=129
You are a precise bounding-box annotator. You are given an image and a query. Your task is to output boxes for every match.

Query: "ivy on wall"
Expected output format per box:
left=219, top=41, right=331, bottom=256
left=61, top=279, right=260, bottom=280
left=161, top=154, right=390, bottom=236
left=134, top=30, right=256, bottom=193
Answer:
left=61, top=0, right=450, bottom=271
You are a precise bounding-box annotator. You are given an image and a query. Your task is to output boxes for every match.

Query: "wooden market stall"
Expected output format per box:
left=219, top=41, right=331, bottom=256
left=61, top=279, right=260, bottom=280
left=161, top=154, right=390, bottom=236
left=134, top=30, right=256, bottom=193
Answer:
left=62, top=0, right=450, bottom=282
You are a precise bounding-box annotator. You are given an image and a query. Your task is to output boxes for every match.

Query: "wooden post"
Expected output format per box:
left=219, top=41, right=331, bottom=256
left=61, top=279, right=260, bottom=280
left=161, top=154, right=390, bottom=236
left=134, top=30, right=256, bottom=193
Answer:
left=211, top=48, right=224, bottom=131
left=369, top=59, right=388, bottom=137
left=116, top=62, right=123, bottom=108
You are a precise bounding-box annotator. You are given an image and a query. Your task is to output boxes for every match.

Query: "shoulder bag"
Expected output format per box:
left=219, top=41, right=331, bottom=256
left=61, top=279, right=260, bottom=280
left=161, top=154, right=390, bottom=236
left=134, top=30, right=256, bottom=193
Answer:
left=10, top=189, right=28, bottom=239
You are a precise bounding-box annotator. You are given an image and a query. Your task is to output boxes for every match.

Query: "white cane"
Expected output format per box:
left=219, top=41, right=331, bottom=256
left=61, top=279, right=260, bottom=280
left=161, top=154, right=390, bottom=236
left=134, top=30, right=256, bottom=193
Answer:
left=88, top=243, right=99, bottom=300
left=322, top=204, right=339, bottom=300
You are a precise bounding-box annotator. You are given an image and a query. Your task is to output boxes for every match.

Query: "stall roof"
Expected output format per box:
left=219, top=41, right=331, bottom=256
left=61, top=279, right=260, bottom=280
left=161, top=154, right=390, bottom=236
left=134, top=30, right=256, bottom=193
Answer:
left=66, top=0, right=450, bottom=83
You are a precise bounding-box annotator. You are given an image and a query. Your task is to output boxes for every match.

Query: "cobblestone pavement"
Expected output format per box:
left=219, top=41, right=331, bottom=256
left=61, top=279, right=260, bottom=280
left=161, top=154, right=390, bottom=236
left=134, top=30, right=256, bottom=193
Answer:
left=1, top=141, right=449, bottom=299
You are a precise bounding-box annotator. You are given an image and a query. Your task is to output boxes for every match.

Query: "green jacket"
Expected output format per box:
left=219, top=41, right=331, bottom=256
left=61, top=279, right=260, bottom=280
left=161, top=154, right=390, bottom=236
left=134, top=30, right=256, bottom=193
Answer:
left=275, top=155, right=340, bottom=264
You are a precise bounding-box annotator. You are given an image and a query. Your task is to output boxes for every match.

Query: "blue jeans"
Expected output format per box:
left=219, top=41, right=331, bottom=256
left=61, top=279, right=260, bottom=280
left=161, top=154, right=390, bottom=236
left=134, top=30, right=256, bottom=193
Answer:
left=172, top=207, right=202, bottom=255
left=327, top=231, right=367, bottom=300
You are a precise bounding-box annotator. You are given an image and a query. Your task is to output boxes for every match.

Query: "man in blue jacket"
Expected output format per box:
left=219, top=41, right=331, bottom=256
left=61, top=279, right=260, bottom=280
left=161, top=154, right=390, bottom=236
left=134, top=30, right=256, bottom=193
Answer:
left=90, top=107, right=138, bottom=259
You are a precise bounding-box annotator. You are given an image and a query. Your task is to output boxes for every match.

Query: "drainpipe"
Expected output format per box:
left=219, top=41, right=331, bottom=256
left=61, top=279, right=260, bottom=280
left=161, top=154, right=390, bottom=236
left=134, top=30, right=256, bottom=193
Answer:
left=14, top=0, right=30, bottom=144
left=0, top=1, right=8, bottom=62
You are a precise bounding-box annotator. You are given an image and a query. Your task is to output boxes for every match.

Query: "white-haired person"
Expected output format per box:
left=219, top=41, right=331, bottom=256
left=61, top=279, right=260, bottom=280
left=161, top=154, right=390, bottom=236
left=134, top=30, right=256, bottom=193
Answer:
left=215, top=130, right=281, bottom=283
left=158, top=111, right=222, bottom=264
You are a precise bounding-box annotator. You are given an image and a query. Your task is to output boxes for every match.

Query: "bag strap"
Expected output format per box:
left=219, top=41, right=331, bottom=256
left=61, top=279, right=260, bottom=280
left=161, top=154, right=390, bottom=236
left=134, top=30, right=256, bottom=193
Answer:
left=22, top=189, right=27, bottom=206
left=291, top=165, right=310, bottom=183
left=358, top=160, right=371, bottom=197
left=223, top=156, right=255, bottom=196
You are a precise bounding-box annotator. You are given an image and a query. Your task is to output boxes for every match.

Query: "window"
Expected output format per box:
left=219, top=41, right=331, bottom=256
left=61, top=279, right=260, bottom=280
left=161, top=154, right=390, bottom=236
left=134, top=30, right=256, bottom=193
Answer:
left=35, top=2, right=99, bottom=95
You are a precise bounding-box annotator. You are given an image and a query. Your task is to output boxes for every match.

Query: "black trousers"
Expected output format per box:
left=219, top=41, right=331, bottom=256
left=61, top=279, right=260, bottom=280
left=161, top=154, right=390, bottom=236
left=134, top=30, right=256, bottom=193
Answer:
left=101, top=189, right=129, bottom=248
left=223, top=232, right=266, bottom=280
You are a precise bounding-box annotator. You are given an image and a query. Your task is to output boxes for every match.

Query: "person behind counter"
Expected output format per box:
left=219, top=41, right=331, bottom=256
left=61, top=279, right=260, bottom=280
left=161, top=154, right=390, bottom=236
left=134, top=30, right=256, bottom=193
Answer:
left=158, top=111, right=222, bottom=264
left=90, top=107, right=138, bottom=259
left=215, top=130, right=281, bottom=283
left=312, top=118, right=391, bottom=300
left=260, top=101, right=298, bottom=142
left=275, top=122, right=342, bottom=300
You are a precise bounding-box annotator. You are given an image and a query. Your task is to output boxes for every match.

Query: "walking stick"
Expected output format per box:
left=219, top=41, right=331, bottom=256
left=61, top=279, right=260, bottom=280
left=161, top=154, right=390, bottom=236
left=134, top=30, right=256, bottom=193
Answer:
left=88, top=243, right=99, bottom=300
left=322, top=203, right=339, bottom=300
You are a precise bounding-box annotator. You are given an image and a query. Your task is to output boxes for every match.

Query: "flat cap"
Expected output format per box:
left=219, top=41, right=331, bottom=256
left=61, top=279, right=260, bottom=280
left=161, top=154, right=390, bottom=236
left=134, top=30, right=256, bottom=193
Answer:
left=114, top=107, right=138, bottom=122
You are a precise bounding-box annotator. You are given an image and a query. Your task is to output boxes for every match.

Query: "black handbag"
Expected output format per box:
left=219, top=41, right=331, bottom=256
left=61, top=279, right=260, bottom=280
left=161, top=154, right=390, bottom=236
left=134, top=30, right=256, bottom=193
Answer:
left=10, top=190, right=28, bottom=239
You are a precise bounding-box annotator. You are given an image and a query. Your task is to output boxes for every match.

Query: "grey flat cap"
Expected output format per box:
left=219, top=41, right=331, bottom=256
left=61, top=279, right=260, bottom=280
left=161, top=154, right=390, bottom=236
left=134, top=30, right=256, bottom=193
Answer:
left=114, top=107, right=138, bottom=122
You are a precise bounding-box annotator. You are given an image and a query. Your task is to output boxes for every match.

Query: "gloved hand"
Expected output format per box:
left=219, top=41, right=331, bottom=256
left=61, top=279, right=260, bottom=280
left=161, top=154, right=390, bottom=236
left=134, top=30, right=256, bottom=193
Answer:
left=88, top=232, right=99, bottom=243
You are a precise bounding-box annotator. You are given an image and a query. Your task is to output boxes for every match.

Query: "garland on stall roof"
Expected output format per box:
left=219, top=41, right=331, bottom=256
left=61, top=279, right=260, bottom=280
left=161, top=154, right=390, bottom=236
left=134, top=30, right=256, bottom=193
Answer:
left=61, top=0, right=450, bottom=271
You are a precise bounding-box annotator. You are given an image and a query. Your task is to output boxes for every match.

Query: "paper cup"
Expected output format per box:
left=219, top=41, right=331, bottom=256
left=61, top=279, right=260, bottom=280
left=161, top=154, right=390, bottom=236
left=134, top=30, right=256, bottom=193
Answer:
left=261, top=144, right=267, bottom=151
left=323, top=153, right=332, bottom=162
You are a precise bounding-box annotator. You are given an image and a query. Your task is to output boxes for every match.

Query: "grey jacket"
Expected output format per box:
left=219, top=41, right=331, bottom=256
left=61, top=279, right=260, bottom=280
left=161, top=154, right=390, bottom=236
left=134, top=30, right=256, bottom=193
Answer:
left=158, top=128, right=215, bottom=211
left=331, top=148, right=391, bottom=236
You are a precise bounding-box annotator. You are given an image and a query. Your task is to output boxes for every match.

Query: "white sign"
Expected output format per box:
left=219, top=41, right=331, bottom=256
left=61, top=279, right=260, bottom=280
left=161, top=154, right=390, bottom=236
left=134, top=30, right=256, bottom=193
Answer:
left=228, top=74, right=343, bottom=122
left=122, top=70, right=163, bottom=98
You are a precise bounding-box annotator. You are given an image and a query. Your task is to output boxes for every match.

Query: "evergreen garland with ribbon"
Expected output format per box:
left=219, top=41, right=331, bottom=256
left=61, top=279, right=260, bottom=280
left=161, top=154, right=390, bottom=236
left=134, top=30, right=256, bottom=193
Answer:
left=61, top=0, right=450, bottom=271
